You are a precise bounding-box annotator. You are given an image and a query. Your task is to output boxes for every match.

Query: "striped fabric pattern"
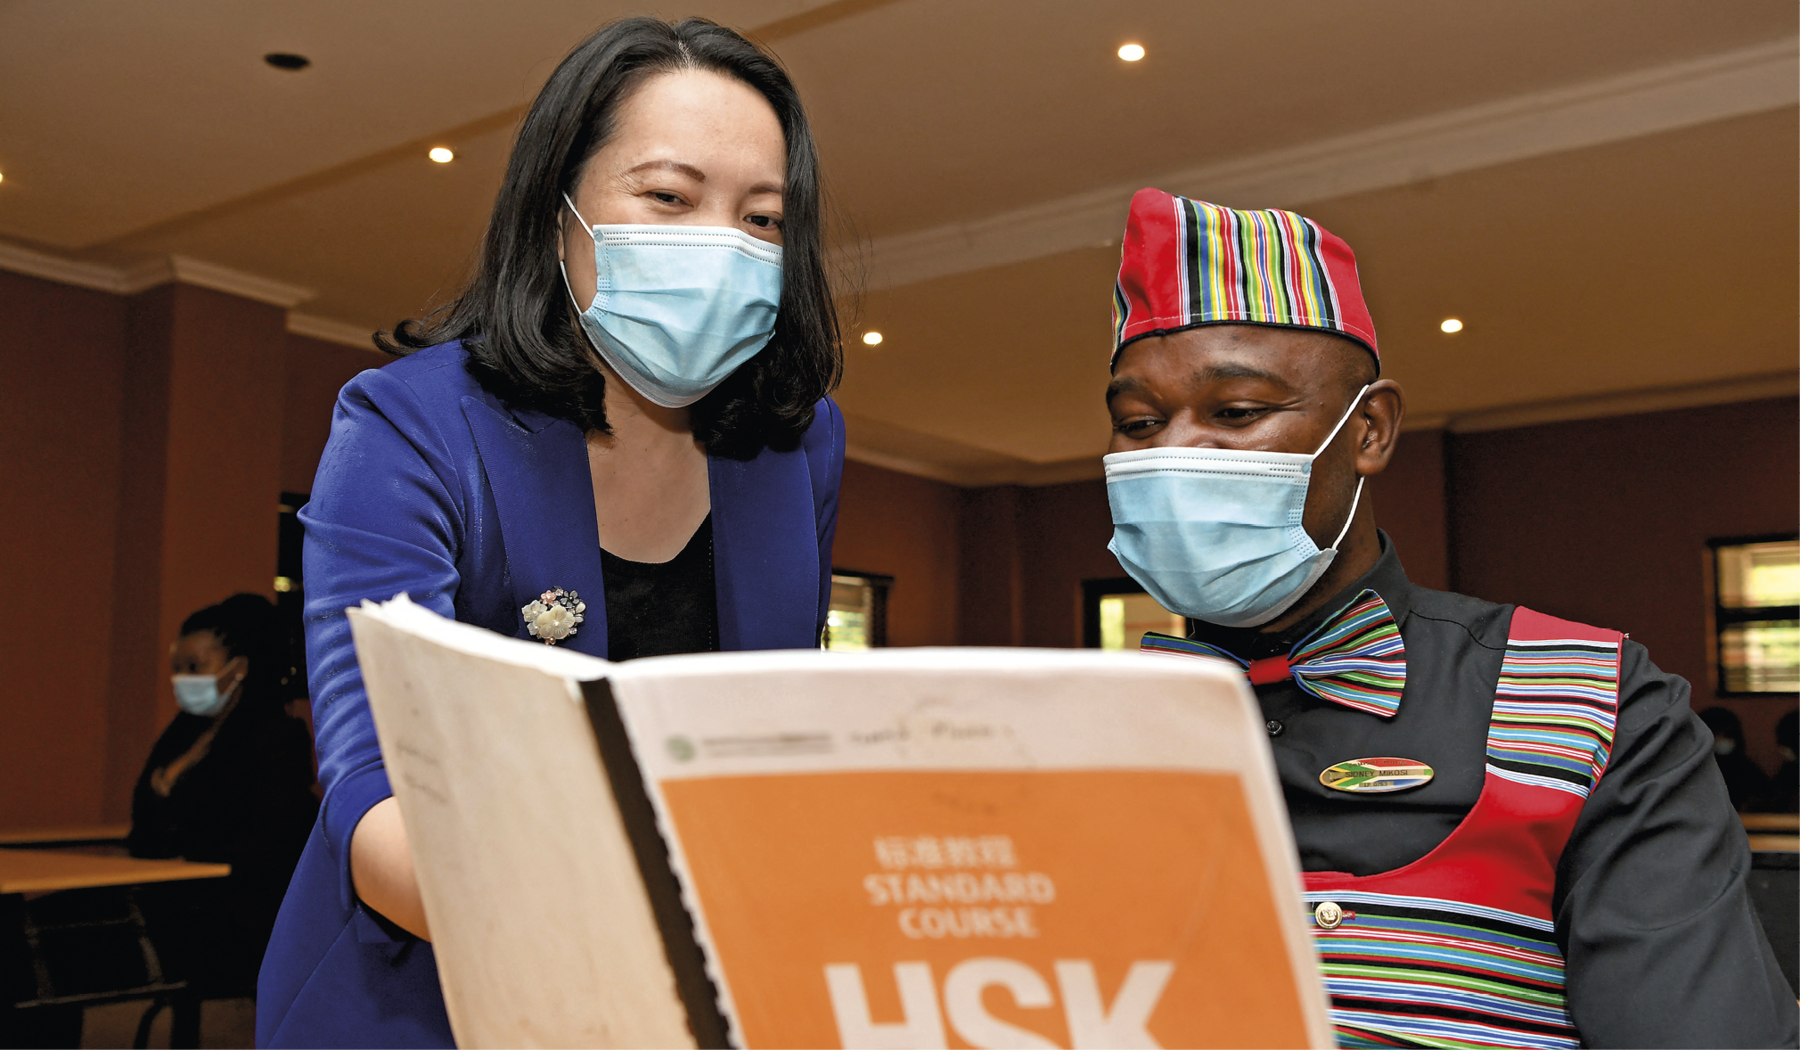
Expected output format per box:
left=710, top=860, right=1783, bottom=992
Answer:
left=1111, top=187, right=1379, bottom=362
left=1139, top=588, right=1406, bottom=717
left=1304, top=890, right=1580, bottom=1050
left=1139, top=632, right=1239, bottom=664
left=1288, top=590, right=1406, bottom=717
left=1486, top=637, right=1622, bottom=798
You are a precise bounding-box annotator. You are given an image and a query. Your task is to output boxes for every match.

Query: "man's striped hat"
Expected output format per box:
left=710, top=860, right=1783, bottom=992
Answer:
left=1111, top=188, right=1378, bottom=369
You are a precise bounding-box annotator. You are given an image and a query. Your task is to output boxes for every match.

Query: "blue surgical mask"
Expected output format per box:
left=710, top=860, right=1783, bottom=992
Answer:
left=171, top=674, right=232, bottom=718
left=560, top=195, right=783, bottom=408
left=1105, top=386, right=1371, bottom=628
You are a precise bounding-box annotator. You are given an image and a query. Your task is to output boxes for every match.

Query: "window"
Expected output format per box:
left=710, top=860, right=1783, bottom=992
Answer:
left=1710, top=536, right=1800, bottom=694
left=825, top=571, right=892, bottom=651
left=1082, top=577, right=1186, bottom=651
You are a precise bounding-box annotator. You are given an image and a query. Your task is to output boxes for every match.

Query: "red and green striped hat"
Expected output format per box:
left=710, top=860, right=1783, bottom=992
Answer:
left=1111, top=188, right=1378, bottom=370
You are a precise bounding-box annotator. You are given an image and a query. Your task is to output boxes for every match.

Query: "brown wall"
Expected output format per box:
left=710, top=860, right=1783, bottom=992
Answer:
left=1015, top=482, right=1121, bottom=648
left=0, top=271, right=129, bottom=827
left=0, top=271, right=382, bottom=828
left=1448, top=397, right=1799, bottom=774
left=832, top=460, right=963, bottom=647
left=1369, top=426, right=1450, bottom=591
left=281, top=334, right=382, bottom=495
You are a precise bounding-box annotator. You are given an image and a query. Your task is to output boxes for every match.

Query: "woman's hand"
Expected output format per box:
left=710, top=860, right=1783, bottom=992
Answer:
left=350, top=797, right=432, bottom=941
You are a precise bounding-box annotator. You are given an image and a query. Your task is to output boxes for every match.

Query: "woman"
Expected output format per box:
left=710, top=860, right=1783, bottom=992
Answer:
left=129, top=593, right=320, bottom=997
left=257, top=17, right=844, bottom=1048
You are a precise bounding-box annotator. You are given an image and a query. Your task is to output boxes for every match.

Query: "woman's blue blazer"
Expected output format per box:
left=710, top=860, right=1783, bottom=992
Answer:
left=255, top=342, right=844, bottom=1048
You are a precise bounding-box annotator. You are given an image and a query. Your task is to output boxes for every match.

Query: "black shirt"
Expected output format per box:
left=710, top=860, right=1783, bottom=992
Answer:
left=1187, top=533, right=1799, bottom=1047
left=600, top=514, right=719, bottom=661
left=128, top=696, right=320, bottom=992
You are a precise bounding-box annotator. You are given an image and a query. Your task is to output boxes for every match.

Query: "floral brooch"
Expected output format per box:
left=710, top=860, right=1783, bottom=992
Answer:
left=522, top=587, right=585, bottom=645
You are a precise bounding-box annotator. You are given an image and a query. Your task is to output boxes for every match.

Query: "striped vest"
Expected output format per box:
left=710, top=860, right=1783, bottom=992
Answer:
left=1304, top=608, right=1623, bottom=1049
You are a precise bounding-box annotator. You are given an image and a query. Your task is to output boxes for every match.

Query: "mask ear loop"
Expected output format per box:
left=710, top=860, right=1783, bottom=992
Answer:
left=1313, top=384, right=1372, bottom=553
left=1328, top=477, right=1365, bottom=553
left=559, top=193, right=606, bottom=327
left=562, top=193, right=598, bottom=244
left=1311, top=384, right=1373, bottom=458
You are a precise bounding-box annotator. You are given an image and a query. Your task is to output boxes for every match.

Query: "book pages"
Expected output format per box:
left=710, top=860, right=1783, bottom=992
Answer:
left=347, top=597, right=695, bottom=1049
left=349, top=596, right=1331, bottom=1049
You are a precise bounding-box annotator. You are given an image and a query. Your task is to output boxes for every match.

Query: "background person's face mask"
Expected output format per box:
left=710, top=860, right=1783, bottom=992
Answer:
left=1105, top=385, right=1371, bottom=629
left=171, top=673, right=233, bottom=717
left=560, top=195, right=783, bottom=408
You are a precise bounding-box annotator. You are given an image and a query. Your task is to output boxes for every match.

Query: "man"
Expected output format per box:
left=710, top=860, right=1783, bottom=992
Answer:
left=1103, top=188, right=1797, bottom=1047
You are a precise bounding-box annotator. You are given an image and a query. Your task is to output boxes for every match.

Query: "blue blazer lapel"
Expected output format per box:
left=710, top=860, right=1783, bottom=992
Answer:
left=460, top=397, right=610, bottom=660
left=710, top=446, right=819, bottom=651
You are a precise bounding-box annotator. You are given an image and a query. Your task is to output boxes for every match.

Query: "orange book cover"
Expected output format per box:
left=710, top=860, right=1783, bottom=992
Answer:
left=597, top=648, right=1332, bottom=1049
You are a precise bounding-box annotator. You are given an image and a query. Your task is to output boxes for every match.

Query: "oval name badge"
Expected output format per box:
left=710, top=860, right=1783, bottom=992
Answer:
left=1319, top=757, right=1434, bottom=794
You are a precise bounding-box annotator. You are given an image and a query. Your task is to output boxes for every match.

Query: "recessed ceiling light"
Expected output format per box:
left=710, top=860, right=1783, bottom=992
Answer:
left=862, top=331, right=883, bottom=346
left=1117, top=43, right=1146, bottom=62
left=264, top=52, right=311, bottom=71
left=428, top=147, right=455, bottom=164
left=1440, top=318, right=1464, bottom=333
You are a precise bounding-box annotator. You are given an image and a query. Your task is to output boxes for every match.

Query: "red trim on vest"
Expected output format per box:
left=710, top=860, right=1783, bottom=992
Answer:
left=1304, top=607, right=1624, bottom=917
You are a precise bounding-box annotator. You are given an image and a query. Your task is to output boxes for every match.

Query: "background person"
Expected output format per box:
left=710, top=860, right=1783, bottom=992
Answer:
left=1772, top=709, right=1798, bottom=813
left=1103, top=188, right=1797, bottom=1047
left=1698, top=706, right=1772, bottom=812
left=129, top=593, right=320, bottom=998
left=256, top=17, right=845, bottom=1048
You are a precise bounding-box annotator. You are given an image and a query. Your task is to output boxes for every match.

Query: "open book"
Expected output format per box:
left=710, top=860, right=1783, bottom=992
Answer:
left=347, top=596, right=1330, bottom=1049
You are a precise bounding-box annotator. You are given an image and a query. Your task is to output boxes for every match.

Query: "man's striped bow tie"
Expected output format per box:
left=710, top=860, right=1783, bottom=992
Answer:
left=1140, top=589, right=1406, bottom=717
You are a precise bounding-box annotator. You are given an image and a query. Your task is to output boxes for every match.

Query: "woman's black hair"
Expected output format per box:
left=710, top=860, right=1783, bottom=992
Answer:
left=180, top=594, right=284, bottom=712
left=379, top=16, right=841, bottom=459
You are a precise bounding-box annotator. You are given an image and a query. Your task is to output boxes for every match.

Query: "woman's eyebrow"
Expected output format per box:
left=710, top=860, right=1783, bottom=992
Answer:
left=623, top=159, right=707, bottom=181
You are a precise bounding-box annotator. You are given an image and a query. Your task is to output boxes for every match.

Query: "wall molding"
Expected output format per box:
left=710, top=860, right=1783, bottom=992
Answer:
left=129, top=256, right=313, bottom=307
left=287, top=312, right=382, bottom=351
left=0, top=240, right=315, bottom=308
left=853, top=38, right=1799, bottom=290
left=1435, top=370, right=1799, bottom=434
left=0, top=241, right=133, bottom=295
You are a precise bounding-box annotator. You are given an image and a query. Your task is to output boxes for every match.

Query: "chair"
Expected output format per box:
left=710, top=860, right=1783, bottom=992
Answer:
left=1, top=884, right=197, bottom=1049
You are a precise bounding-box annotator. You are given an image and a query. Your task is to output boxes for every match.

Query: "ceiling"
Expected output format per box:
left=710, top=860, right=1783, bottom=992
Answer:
left=2, top=0, right=1795, bottom=483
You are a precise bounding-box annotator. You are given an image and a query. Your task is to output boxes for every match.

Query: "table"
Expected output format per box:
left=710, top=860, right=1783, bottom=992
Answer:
left=2, top=851, right=230, bottom=1047
left=0, top=824, right=131, bottom=848
left=1742, top=813, right=1800, bottom=834
left=0, top=850, right=228, bottom=895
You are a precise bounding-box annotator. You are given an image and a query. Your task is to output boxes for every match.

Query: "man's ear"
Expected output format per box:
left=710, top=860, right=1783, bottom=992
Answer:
left=1354, top=379, right=1405, bottom=477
